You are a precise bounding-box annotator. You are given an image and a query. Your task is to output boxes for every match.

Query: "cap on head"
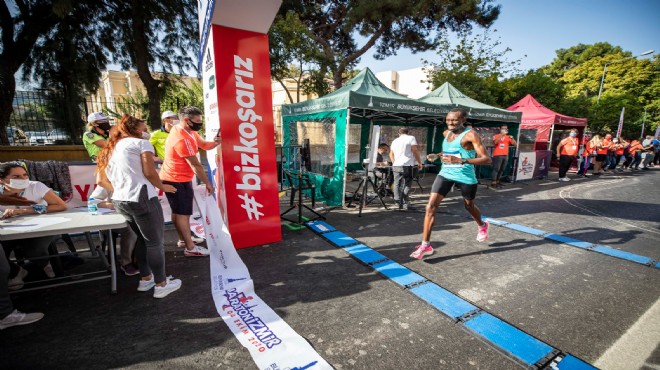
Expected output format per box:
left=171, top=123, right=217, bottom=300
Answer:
left=87, top=112, right=109, bottom=123
left=161, top=111, right=178, bottom=120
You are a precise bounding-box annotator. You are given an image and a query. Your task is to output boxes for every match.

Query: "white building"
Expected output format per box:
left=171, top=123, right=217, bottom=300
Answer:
left=375, top=67, right=434, bottom=99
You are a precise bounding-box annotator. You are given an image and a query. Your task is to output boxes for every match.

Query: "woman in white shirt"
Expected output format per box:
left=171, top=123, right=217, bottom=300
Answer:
left=0, top=162, right=67, bottom=288
left=96, top=115, right=181, bottom=299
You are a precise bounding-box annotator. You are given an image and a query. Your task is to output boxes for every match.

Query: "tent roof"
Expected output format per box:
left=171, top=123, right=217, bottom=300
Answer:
left=282, top=68, right=444, bottom=124
left=418, top=82, right=521, bottom=123
left=507, top=94, right=587, bottom=127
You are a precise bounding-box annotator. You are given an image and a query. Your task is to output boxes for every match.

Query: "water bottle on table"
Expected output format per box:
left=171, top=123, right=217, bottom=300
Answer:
left=88, top=197, right=98, bottom=215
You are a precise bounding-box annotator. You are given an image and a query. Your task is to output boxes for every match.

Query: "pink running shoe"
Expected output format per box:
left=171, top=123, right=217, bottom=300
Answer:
left=476, top=221, right=489, bottom=242
left=410, top=244, right=434, bottom=259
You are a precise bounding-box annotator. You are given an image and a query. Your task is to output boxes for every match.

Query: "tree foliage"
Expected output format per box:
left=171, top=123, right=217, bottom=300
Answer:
left=273, top=0, right=500, bottom=93
left=98, top=0, right=199, bottom=129
left=0, top=0, right=73, bottom=144
left=424, top=28, right=522, bottom=105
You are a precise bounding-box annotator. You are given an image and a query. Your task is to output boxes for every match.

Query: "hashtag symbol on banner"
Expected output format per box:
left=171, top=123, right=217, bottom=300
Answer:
left=239, top=193, right=264, bottom=220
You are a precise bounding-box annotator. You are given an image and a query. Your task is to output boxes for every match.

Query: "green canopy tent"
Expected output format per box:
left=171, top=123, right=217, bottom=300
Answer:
left=281, top=68, right=446, bottom=207
left=417, top=82, right=523, bottom=181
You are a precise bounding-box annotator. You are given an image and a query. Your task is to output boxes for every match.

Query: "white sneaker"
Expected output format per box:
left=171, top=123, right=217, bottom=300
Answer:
left=8, top=267, right=29, bottom=291
left=137, top=277, right=155, bottom=292
left=153, top=277, right=182, bottom=299
left=559, top=177, right=570, bottom=182
left=176, top=236, right=205, bottom=247
left=0, top=309, right=44, bottom=330
left=43, top=263, right=55, bottom=278
left=184, top=245, right=210, bottom=257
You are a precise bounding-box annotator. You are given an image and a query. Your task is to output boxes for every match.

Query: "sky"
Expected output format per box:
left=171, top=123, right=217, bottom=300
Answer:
left=356, top=0, right=660, bottom=74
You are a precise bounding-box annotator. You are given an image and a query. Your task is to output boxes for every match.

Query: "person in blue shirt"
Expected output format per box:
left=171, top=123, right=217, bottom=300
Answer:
left=410, top=108, right=492, bottom=259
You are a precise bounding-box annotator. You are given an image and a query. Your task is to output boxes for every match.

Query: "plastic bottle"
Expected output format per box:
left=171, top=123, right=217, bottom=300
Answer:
left=87, top=197, right=98, bottom=215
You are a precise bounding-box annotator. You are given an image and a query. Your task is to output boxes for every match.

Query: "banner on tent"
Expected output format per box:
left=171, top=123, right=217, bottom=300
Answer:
left=194, top=187, right=332, bottom=369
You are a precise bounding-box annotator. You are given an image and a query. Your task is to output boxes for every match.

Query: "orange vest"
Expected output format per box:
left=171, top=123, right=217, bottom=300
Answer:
left=582, top=142, right=593, bottom=157
left=492, top=134, right=514, bottom=156
left=597, top=139, right=612, bottom=155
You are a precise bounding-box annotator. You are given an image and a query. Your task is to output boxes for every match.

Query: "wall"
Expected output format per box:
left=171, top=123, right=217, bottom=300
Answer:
left=0, top=146, right=91, bottom=163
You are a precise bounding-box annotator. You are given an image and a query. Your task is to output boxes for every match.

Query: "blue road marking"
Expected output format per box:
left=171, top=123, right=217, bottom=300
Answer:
left=555, top=354, right=598, bottom=370
left=409, top=284, right=477, bottom=319
left=306, top=220, right=336, bottom=234
left=306, top=221, right=597, bottom=369
left=462, top=313, right=554, bottom=366
left=371, top=260, right=426, bottom=287
left=343, top=244, right=389, bottom=265
left=322, top=231, right=358, bottom=247
left=544, top=234, right=592, bottom=249
left=485, top=217, right=658, bottom=269
left=502, top=223, right=548, bottom=237
left=591, top=245, right=655, bottom=266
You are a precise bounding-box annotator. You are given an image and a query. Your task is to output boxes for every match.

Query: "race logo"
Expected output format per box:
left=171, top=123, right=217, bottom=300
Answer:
left=209, top=75, right=216, bottom=90
left=223, top=288, right=283, bottom=350
left=518, top=156, right=534, bottom=176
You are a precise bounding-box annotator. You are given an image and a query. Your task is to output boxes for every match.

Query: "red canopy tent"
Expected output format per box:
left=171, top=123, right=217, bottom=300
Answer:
left=507, top=94, right=587, bottom=150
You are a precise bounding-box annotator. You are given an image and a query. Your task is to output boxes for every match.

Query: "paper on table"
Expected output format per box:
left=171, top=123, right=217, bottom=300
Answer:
left=1, top=216, right=71, bottom=231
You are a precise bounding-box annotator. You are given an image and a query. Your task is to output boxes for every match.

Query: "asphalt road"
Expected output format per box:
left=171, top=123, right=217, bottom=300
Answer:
left=1, top=169, right=658, bottom=370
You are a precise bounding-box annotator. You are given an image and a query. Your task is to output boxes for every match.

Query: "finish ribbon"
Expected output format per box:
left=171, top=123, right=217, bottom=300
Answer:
left=194, top=187, right=331, bottom=369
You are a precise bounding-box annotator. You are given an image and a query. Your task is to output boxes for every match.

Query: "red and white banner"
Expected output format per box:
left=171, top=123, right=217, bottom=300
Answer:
left=616, top=107, right=625, bottom=138
left=207, top=25, right=282, bottom=248
left=67, top=164, right=204, bottom=237
left=195, top=186, right=331, bottom=369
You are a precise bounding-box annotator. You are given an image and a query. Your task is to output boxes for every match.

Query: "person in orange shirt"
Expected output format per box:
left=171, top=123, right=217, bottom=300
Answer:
left=556, top=129, right=579, bottom=181
left=624, top=139, right=642, bottom=170
left=490, top=124, right=516, bottom=187
left=610, top=137, right=625, bottom=171
left=592, top=134, right=608, bottom=175
left=601, top=134, right=615, bottom=172
left=578, top=135, right=594, bottom=177
left=159, top=106, right=221, bottom=256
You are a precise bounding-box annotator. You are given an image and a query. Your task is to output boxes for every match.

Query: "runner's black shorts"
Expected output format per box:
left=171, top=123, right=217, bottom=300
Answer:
left=595, top=154, right=606, bottom=161
left=430, top=175, right=478, bottom=200
left=163, top=180, right=194, bottom=215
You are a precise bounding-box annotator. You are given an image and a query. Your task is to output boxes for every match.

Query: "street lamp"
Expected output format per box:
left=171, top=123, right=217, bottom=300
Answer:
left=597, top=49, right=654, bottom=103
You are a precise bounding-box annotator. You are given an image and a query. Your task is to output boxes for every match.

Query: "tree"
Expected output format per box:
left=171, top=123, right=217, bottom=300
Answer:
left=424, top=28, right=522, bottom=106
left=0, top=0, right=72, bottom=144
left=541, top=42, right=625, bottom=80
left=498, top=70, right=564, bottom=110
left=21, top=2, right=109, bottom=143
left=277, top=0, right=500, bottom=92
left=99, top=0, right=198, bottom=129
left=270, top=11, right=329, bottom=102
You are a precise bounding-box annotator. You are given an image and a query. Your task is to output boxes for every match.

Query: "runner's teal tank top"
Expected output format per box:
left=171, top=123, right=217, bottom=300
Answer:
left=439, top=128, right=477, bottom=185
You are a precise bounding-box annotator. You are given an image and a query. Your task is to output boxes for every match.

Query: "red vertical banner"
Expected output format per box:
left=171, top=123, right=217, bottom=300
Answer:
left=212, top=25, right=282, bottom=248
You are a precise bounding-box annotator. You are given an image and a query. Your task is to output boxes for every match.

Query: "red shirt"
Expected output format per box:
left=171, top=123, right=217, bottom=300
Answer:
left=492, top=134, right=514, bottom=156
left=559, top=137, right=579, bottom=156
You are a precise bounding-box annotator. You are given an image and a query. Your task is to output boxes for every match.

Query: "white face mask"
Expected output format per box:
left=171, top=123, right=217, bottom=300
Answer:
left=171, top=120, right=180, bottom=126
left=141, top=131, right=151, bottom=140
left=501, top=129, right=508, bottom=134
left=8, top=178, right=29, bottom=189
left=569, top=133, right=577, bottom=137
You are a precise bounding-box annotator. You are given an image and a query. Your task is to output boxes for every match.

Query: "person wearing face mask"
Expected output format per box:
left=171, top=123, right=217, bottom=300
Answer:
left=410, top=108, right=492, bottom=260
left=149, top=111, right=179, bottom=160
left=490, top=124, right=517, bottom=187
left=556, top=129, right=580, bottom=181
left=83, top=112, right=112, bottom=163
left=159, top=106, right=221, bottom=256
left=0, top=162, right=68, bottom=289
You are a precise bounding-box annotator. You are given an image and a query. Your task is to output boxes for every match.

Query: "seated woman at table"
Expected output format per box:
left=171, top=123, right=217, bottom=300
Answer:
left=96, top=114, right=180, bottom=299
left=0, top=162, right=67, bottom=288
